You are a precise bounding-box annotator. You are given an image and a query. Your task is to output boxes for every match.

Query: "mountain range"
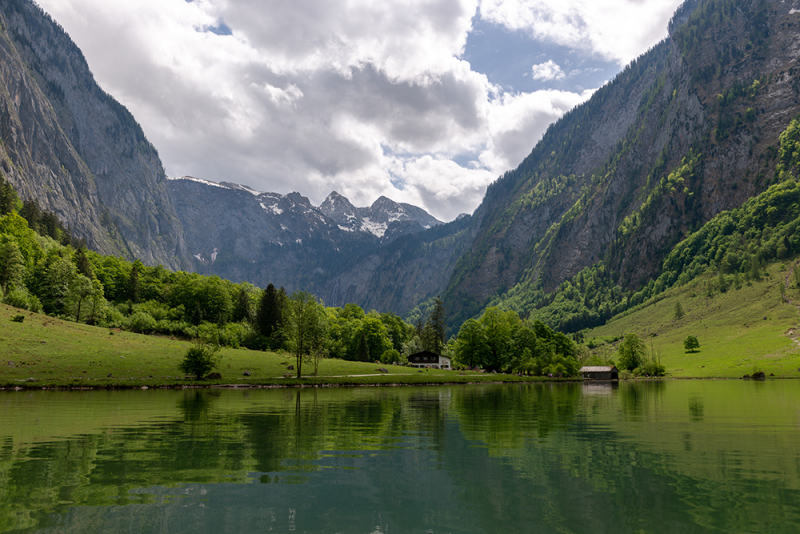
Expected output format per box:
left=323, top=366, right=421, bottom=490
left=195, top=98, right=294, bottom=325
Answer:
left=2, top=0, right=800, bottom=330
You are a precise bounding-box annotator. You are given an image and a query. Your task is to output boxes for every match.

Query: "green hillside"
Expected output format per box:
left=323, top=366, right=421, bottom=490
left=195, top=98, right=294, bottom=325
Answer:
left=583, top=261, right=800, bottom=378
left=0, top=302, right=549, bottom=388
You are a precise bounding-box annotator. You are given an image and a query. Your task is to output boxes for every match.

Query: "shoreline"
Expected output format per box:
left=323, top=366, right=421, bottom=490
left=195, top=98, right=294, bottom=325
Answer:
left=0, top=375, right=791, bottom=392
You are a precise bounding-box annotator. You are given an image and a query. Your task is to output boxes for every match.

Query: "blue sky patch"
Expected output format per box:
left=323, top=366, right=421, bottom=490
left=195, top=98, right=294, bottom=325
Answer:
left=463, top=17, right=619, bottom=94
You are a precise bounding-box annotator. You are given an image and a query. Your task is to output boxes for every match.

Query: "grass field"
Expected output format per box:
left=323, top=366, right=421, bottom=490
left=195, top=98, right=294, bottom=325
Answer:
left=585, top=262, right=800, bottom=378
left=0, top=304, right=543, bottom=388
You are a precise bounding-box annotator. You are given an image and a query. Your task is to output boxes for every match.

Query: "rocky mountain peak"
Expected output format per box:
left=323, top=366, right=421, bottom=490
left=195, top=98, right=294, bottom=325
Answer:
left=286, top=191, right=313, bottom=207
left=319, top=191, right=361, bottom=229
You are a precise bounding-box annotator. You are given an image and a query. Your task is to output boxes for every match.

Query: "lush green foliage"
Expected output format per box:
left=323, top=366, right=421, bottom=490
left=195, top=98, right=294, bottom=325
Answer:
left=617, top=333, right=646, bottom=371
left=452, top=307, right=578, bottom=376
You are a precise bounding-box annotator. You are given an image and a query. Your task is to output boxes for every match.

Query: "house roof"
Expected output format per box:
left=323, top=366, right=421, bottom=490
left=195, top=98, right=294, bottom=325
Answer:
left=408, top=351, right=450, bottom=360
left=579, top=366, right=618, bottom=373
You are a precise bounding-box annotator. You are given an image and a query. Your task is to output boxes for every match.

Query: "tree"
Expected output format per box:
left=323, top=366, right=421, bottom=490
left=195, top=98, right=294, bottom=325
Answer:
left=257, top=283, right=284, bottom=340
left=674, top=301, right=684, bottom=320
left=684, top=335, right=700, bottom=353
left=128, top=260, right=142, bottom=303
left=0, top=238, right=24, bottom=295
left=34, top=254, right=76, bottom=315
left=380, top=348, right=402, bottom=364
left=67, top=273, right=95, bottom=322
left=426, top=296, right=446, bottom=354
left=453, top=318, right=488, bottom=369
left=617, top=333, right=646, bottom=371
left=232, top=284, right=256, bottom=323
left=284, top=291, right=327, bottom=378
left=87, top=279, right=106, bottom=325
left=355, top=330, right=370, bottom=362
left=379, top=312, right=412, bottom=352
left=359, top=316, right=392, bottom=362
left=75, top=247, right=94, bottom=279
left=0, top=172, right=18, bottom=215
left=478, top=307, right=517, bottom=371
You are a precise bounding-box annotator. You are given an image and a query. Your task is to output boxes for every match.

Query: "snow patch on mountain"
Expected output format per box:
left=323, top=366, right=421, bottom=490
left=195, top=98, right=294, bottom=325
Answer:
left=259, top=202, right=283, bottom=215
left=361, top=218, right=388, bottom=238
left=169, top=176, right=226, bottom=189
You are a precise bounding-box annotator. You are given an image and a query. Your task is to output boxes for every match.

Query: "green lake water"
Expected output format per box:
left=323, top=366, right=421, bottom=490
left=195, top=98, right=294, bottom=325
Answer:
left=1, top=381, right=799, bottom=533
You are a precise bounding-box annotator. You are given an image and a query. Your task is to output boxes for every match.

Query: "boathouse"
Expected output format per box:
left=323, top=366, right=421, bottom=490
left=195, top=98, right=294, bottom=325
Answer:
left=408, top=351, right=451, bottom=369
left=580, top=365, right=619, bottom=380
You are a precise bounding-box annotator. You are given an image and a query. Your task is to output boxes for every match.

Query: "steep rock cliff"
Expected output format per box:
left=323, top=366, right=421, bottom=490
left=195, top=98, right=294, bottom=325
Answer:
left=0, top=0, right=190, bottom=269
left=441, top=0, right=800, bottom=326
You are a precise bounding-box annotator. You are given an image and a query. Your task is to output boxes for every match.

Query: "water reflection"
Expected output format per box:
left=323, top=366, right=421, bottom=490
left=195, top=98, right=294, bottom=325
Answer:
left=0, top=382, right=799, bottom=533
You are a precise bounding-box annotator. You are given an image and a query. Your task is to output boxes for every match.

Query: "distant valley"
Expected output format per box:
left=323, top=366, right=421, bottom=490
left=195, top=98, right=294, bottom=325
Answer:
left=4, top=0, right=800, bottom=333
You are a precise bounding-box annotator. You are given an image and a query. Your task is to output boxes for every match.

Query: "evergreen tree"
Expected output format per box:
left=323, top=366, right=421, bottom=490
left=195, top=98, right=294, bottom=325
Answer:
left=415, top=316, right=424, bottom=339
left=256, top=283, right=284, bottom=339
left=0, top=238, right=24, bottom=295
left=0, top=173, right=18, bottom=215
left=232, top=285, right=254, bottom=323
left=428, top=296, right=446, bottom=354
left=128, top=260, right=142, bottom=303
left=674, top=301, right=684, bottom=320
left=75, top=247, right=94, bottom=279
left=355, top=330, right=370, bottom=362
left=19, top=199, right=41, bottom=233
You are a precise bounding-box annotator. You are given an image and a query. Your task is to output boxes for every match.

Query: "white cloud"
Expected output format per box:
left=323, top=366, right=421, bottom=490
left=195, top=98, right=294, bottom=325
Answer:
left=35, top=0, right=678, bottom=221
left=479, top=0, right=684, bottom=65
left=531, top=60, right=566, bottom=81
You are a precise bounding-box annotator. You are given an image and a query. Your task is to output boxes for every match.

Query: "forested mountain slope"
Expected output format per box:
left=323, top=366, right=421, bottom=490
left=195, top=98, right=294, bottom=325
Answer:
left=441, top=0, right=800, bottom=328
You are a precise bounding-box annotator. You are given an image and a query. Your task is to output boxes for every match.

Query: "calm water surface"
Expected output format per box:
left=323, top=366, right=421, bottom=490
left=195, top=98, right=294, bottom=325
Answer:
left=1, top=381, right=799, bottom=533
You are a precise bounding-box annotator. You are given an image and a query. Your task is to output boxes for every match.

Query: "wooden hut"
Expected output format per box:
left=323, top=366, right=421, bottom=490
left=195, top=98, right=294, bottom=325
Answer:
left=408, top=351, right=451, bottom=369
left=580, top=365, right=619, bottom=380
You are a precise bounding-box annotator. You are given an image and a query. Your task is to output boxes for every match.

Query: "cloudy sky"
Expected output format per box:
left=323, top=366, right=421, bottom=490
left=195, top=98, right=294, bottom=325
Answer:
left=37, top=0, right=683, bottom=221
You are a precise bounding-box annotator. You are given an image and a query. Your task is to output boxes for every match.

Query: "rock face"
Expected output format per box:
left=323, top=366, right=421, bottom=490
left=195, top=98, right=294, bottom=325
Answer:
left=166, top=176, right=450, bottom=310
left=0, top=0, right=190, bottom=269
left=319, top=191, right=441, bottom=240
left=439, top=0, right=800, bottom=325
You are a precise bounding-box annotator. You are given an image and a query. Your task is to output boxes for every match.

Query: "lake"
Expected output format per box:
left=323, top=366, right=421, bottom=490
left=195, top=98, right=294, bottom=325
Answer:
left=1, top=381, right=798, bottom=533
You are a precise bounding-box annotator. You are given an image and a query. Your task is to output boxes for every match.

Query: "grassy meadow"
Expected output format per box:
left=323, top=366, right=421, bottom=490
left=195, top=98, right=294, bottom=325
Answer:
left=585, top=262, right=800, bottom=378
left=0, top=303, right=539, bottom=388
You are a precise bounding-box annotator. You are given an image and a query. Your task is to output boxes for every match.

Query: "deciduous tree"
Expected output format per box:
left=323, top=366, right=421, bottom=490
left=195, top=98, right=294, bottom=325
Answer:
left=284, top=291, right=327, bottom=378
left=684, top=335, right=700, bottom=353
left=618, top=333, right=646, bottom=371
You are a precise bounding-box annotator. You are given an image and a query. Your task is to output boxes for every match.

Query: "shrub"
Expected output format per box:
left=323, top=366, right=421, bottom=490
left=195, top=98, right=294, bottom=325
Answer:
left=179, top=341, right=222, bottom=379
left=10, top=314, right=24, bottom=322
left=128, top=311, right=157, bottom=333
left=380, top=348, right=402, bottom=364
left=219, top=322, right=250, bottom=348
left=134, top=300, right=170, bottom=321
left=98, top=306, right=125, bottom=328
left=635, top=360, right=666, bottom=377
left=4, top=288, right=42, bottom=312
